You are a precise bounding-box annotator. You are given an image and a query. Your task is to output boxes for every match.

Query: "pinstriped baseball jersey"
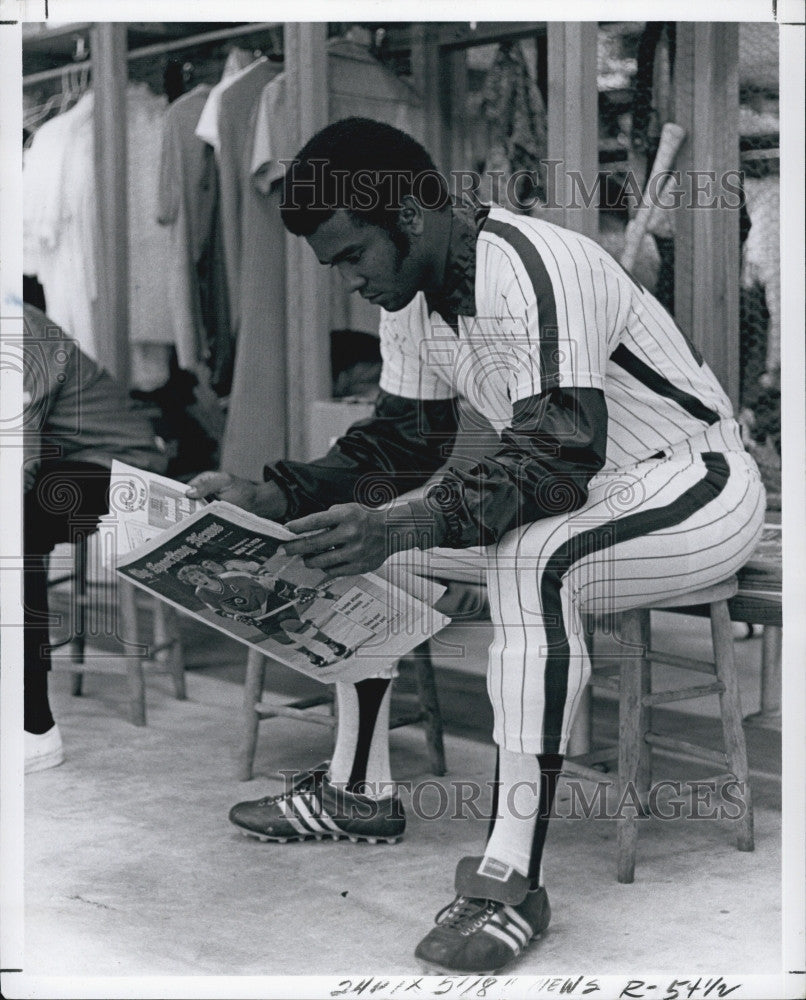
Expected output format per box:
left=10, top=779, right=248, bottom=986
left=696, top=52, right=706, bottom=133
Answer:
left=378, top=204, right=744, bottom=469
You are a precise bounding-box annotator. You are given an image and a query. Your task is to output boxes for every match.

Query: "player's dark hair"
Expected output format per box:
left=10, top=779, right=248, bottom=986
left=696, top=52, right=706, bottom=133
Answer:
left=280, top=117, right=450, bottom=238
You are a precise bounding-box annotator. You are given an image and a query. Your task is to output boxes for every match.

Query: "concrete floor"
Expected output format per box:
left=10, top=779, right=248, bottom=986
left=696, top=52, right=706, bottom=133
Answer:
left=19, top=605, right=782, bottom=984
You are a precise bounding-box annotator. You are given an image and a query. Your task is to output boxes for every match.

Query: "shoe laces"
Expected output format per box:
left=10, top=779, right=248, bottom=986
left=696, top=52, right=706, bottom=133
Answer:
left=257, top=768, right=323, bottom=806
left=435, top=896, right=501, bottom=936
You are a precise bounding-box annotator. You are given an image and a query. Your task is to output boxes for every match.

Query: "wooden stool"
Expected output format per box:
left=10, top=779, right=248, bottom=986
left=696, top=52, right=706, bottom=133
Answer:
left=49, top=535, right=186, bottom=726
left=238, top=639, right=446, bottom=781
left=566, top=576, right=753, bottom=884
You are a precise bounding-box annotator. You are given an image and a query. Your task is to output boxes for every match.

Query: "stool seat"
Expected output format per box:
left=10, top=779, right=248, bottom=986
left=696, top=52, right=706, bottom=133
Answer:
left=633, top=576, right=738, bottom=610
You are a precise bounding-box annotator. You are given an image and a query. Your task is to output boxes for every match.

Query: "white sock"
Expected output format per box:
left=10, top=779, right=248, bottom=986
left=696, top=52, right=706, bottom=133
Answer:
left=328, top=680, right=393, bottom=797
left=484, top=748, right=545, bottom=879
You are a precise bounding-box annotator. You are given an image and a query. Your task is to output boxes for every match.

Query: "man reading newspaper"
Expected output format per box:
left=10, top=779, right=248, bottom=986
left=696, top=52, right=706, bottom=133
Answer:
left=187, top=119, right=764, bottom=974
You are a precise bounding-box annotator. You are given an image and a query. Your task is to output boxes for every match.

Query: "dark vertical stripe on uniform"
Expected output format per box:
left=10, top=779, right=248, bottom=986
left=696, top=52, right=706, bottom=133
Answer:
left=538, top=452, right=730, bottom=754
left=611, top=344, right=720, bottom=425
left=484, top=218, right=560, bottom=394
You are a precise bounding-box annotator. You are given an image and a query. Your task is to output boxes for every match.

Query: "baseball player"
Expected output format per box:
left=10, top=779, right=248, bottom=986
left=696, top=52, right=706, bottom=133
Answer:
left=188, top=118, right=764, bottom=973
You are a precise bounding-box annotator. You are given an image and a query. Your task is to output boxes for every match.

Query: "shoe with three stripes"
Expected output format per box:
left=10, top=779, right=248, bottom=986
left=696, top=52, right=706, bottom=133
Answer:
left=228, top=763, right=405, bottom=844
left=414, top=855, right=550, bottom=974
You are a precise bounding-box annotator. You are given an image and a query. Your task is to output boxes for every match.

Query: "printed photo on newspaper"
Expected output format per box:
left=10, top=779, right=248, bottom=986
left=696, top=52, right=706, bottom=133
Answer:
left=113, top=496, right=450, bottom=684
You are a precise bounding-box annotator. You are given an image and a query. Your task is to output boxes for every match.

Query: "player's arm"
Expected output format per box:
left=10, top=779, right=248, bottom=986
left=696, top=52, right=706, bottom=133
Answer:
left=186, top=391, right=457, bottom=520
left=412, top=231, right=610, bottom=547
left=261, top=389, right=459, bottom=519
left=411, top=387, right=608, bottom=548
left=281, top=388, right=607, bottom=575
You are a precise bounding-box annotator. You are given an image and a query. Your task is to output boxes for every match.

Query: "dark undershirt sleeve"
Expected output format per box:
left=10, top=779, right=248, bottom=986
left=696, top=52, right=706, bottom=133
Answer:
left=420, top=387, right=609, bottom=548
left=263, top=389, right=459, bottom=520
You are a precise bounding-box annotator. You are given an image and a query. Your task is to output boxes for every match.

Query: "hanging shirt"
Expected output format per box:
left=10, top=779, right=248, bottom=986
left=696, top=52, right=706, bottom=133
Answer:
left=23, top=92, right=98, bottom=357
left=156, top=83, right=218, bottom=371
left=212, top=58, right=285, bottom=479
left=194, top=54, right=262, bottom=156
left=126, top=83, right=175, bottom=346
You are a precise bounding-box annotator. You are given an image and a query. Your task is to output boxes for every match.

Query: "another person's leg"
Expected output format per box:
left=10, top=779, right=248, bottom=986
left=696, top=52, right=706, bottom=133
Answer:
left=226, top=547, right=489, bottom=843
left=416, top=450, right=765, bottom=972
left=24, top=461, right=111, bottom=772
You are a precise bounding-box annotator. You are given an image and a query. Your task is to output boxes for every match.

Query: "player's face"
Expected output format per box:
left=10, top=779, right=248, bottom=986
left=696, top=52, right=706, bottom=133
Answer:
left=306, top=209, right=425, bottom=313
left=184, top=568, right=212, bottom=587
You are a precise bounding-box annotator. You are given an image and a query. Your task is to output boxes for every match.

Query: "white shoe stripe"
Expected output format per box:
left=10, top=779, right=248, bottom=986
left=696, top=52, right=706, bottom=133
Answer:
left=491, top=911, right=528, bottom=947
left=303, top=793, right=341, bottom=832
left=278, top=798, right=312, bottom=836
left=503, top=905, right=533, bottom=938
left=293, top=796, right=327, bottom=834
left=482, top=923, right=521, bottom=953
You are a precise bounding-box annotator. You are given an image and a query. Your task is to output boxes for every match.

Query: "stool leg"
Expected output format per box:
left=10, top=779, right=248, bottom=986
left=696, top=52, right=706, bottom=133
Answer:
left=154, top=602, right=186, bottom=700
left=239, top=650, right=267, bottom=781
left=745, top=625, right=781, bottom=729
left=567, top=686, right=592, bottom=757
left=118, top=579, right=146, bottom=726
left=567, top=626, right=594, bottom=757
left=412, top=640, right=446, bottom=777
left=710, top=599, right=754, bottom=852
left=616, top=608, right=651, bottom=884
left=70, top=535, right=88, bottom=696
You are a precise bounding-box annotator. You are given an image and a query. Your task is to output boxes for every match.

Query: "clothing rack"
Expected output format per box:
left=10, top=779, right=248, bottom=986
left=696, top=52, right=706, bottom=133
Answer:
left=23, top=21, right=282, bottom=87
left=127, top=21, right=281, bottom=63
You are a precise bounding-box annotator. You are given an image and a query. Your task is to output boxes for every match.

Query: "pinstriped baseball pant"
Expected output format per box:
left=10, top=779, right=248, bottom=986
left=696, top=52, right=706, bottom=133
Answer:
left=396, top=447, right=765, bottom=756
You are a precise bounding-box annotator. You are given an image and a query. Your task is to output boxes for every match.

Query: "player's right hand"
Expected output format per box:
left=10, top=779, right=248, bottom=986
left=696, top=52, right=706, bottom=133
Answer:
left=185, top=471, right=255, bottom=507
left=185, top=471, right=288, bottom=520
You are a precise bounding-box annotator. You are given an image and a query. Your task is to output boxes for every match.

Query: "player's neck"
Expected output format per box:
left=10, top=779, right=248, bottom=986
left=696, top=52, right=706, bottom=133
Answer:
left=420, top=208, right=454, bottom=293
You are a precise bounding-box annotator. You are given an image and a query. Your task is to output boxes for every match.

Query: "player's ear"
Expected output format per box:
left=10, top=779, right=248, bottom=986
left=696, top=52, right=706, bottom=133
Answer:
left=398, top=196, right=425, bottom=237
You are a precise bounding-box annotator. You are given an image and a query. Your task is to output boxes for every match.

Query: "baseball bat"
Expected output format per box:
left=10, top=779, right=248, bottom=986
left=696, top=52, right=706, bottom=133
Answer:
left=620, top=122, right=686, bottom=274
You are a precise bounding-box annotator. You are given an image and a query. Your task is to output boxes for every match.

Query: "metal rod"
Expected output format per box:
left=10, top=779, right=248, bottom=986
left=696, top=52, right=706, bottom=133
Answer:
left=24, top=20, right=281, bottom=87
left=127, top=21, right=281, bottom=63
left=23, top=61, right=91, bottom=87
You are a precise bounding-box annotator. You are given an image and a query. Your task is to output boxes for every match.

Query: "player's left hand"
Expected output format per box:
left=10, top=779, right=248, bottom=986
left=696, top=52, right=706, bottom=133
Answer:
left=283, top=503, right=398, bottom=579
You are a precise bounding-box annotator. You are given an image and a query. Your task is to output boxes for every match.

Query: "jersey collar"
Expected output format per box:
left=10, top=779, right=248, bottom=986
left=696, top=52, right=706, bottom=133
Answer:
left=425, top=199, right=490, bottom=331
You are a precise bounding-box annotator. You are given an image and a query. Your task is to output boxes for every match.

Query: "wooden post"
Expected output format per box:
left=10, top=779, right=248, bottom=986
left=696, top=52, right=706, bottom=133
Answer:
left=283, top=23, right=330, bottom=461
left=546, top=22, right=599, bottom=240
left=674, top=23, right=741, bottom=408
left=440, top=49, right=468, bottom=186
left=91, top=22, right=129, bottom=387
left=410, top=24, right=444, bottom=167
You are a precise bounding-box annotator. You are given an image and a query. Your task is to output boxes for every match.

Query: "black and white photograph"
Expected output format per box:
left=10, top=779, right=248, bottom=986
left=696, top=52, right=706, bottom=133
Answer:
left=0, top=3, right=803, bottom=999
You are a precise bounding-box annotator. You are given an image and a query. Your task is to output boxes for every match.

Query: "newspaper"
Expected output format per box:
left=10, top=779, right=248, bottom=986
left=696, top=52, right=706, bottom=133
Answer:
left=107, top=464, right=449, bottom=683
left=99, top=460, right=208, bottom=560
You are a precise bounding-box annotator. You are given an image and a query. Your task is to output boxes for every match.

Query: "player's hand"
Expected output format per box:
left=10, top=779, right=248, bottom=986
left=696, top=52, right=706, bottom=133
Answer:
left=185, top=471, right=287, bottom=519
left=283, top=503, right=401, bottom=579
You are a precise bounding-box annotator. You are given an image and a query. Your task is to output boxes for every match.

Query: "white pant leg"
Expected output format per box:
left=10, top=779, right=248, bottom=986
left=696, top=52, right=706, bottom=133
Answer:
left=486, top=450, right=765, bottom=755
left=380, top=451, right=764, bottom=756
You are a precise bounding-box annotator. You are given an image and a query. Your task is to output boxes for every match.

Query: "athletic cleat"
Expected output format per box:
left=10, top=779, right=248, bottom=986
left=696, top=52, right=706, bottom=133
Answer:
left=229, top=763, right=405, bottom=844
left=414, top=856, right=551, bottom=974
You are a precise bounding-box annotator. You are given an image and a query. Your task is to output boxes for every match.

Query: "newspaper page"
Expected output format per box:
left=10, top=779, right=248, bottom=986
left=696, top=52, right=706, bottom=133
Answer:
left=115, top=499, right=449, bottom=684
left=98, top=460, right=208, bottom=559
